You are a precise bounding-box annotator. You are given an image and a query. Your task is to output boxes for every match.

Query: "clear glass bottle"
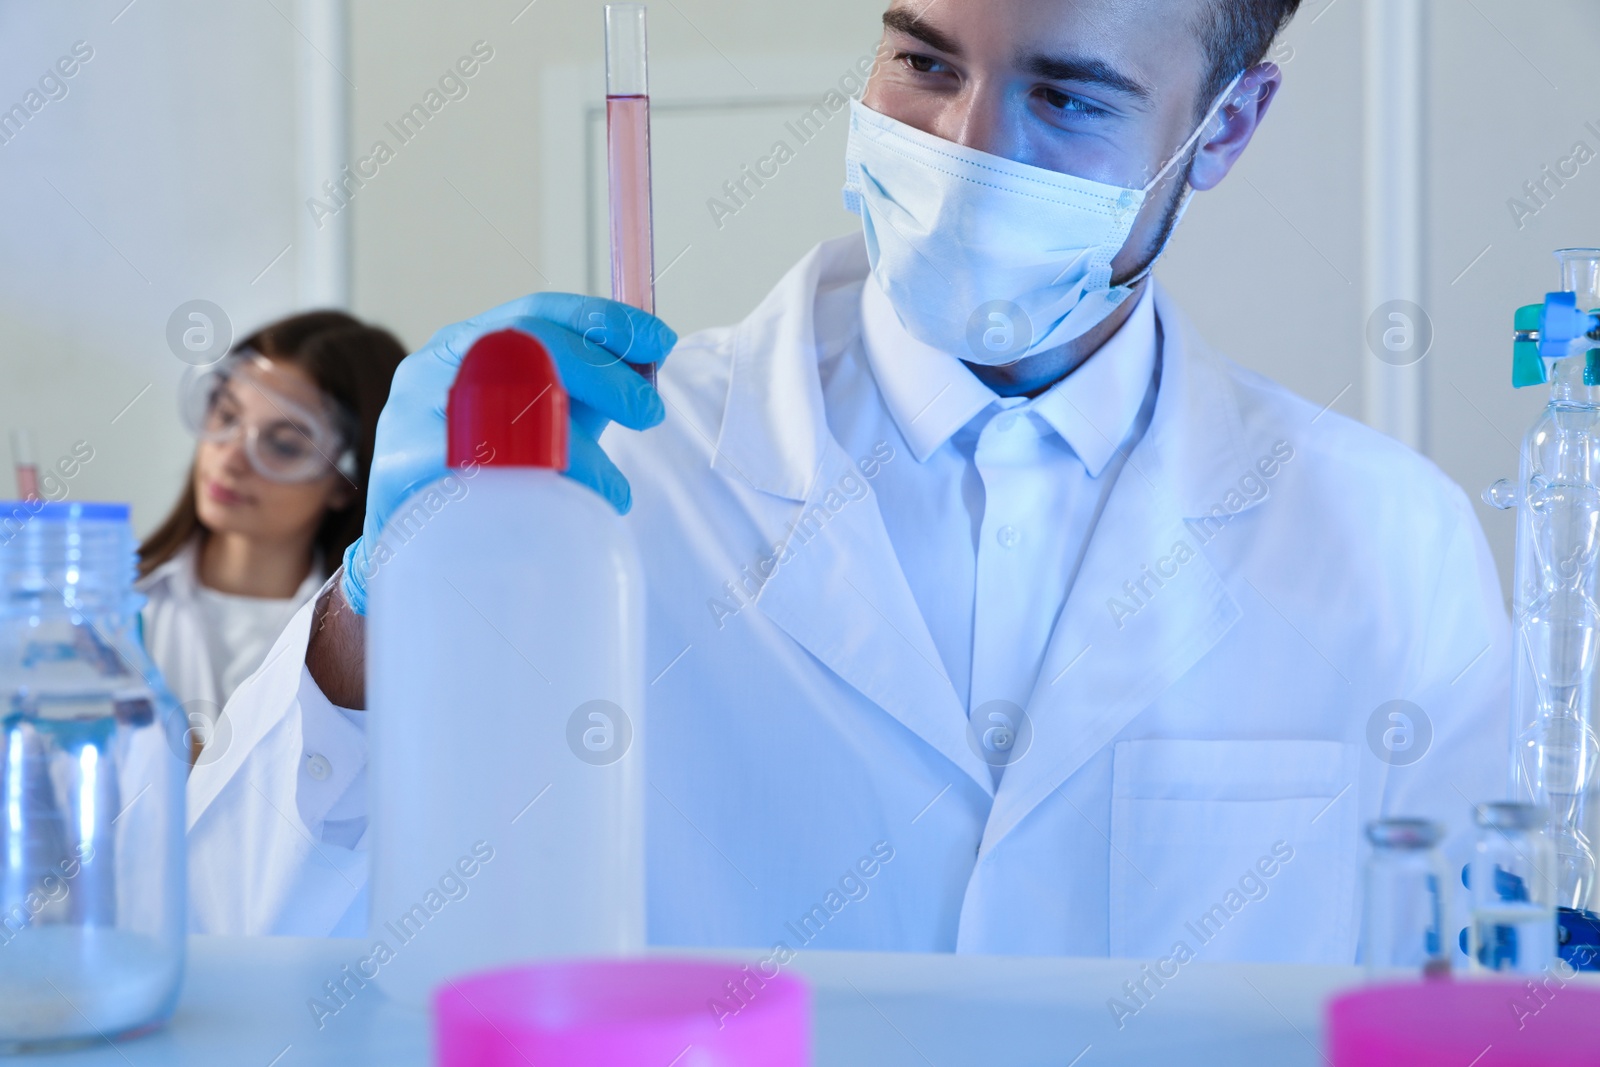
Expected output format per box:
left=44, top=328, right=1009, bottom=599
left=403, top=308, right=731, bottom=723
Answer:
left=1363, top=818, right=1450, bottom=977
left=0, top=501, right=185, bottom=1051
left=1468, top=802, right=1557, bottom=975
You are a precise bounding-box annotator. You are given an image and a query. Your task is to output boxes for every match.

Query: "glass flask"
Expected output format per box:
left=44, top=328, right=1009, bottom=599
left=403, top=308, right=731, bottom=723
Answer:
left=0, top=501, right=185, bottom=1051
left=1468, top=803, right=1557, bottom=975
left=1363, top=818, right=1450, bottom=977
left=1493, top=249, right=1600, bottom=916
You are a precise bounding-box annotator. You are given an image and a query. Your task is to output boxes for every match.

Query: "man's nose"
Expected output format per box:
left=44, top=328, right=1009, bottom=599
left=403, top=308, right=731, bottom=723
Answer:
left=927, top=85, right=1021, bottom=161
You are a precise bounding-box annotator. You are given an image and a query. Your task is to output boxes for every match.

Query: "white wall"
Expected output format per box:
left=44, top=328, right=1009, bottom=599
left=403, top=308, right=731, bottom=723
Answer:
left=344, top=0, right=882, bottom=341
left=1165, top=0, right=1600, bottom=593
left=0, top=0, right=300, bottom=535
left=3, top=0, right=1597, bottom=598
left=1426, top=0, right=1600, bottom=593
left=1163, top=0, right=1366, bottom=437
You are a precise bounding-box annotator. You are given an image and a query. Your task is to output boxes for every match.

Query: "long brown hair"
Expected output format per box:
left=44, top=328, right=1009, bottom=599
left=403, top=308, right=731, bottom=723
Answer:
left=137, top=310, right=407, bottom=579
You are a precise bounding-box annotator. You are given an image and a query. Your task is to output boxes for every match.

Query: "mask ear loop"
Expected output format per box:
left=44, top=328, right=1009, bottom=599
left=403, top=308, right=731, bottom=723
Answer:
left=1141, top=69, right=1249, bottom=197
left=1120, top=69, right=1249, bottom=289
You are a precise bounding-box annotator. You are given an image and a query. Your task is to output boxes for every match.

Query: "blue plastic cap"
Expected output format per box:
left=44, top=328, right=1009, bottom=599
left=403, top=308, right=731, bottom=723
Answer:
left=0, top=501, right=130, bottom=523
left=1542, top=291, right=1600, bottom=358
left=1514, top=341, right=1548, bottom=387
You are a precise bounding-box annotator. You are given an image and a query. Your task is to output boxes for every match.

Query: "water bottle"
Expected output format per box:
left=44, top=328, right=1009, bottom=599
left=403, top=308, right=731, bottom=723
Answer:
left=0, top=501, right=186, bottom=1050
left=367, top=330, right=647, bottom=1007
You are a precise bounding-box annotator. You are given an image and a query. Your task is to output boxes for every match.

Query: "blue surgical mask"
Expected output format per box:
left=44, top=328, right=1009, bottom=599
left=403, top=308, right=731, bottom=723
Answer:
left=842, top=74, right=1244, bottom=365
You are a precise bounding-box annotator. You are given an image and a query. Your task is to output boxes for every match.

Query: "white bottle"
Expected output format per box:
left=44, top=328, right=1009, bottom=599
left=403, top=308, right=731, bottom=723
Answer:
left=366, top=329, right=646, bottom=1007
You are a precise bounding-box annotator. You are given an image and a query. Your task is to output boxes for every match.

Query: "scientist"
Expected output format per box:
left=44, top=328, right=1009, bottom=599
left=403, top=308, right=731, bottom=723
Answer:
left=138, top=312, right=404, bottom=760
left=190, top=0, right=1511, bottom=963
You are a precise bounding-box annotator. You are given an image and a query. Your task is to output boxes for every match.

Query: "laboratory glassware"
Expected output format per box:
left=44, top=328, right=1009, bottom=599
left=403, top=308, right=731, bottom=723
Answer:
left=605, top=2, right=658, bottom=387
left=1488, top=247, right=1600, bottom=967
left=0, top=501, right=186, bottom=1050
left=367, top=331, right=646, bottom=1008
left=1362, top=818, right=1449, bottom=977
left=1467, top=803, right=1557, bottom=974
left=9, top=431, right=37, bottom=502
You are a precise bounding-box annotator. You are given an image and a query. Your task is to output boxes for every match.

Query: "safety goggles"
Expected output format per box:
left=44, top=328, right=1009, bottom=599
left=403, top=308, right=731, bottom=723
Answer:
left=179, top=353, right=357, bottom=484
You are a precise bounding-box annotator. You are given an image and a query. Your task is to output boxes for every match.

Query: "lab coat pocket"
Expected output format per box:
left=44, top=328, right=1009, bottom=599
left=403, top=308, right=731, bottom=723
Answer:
left=1109, top=738, right=1357, bottom=964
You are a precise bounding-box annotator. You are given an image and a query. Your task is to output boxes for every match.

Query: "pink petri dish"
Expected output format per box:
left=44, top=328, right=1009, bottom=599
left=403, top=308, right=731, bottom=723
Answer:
left=433, top=958, right=811, bottom=1066
left=1326, top=978, right=1600, bottom=1066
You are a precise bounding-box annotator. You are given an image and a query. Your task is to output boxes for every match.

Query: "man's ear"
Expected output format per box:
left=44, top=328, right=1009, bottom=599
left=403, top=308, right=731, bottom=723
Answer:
left=1189, top=62, right=1284, bottom=192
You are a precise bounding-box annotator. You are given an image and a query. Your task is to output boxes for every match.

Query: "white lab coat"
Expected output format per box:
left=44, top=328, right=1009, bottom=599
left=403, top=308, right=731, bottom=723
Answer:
left=138, top=538, right=323, bottom=717
left=188, top=235, right=1511, bottom=963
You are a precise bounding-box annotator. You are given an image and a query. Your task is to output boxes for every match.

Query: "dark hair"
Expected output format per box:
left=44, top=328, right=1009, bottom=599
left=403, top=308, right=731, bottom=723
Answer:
left=1193, top=0, right=1303, bottom=114
left=137, top=310, right=408, bottom=579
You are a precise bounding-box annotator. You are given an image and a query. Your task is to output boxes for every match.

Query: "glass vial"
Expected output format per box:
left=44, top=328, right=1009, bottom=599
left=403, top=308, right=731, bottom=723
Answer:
left=1468, top=802, right=1558, bottom=975
left=1363, top=818, right=1450, bottom=977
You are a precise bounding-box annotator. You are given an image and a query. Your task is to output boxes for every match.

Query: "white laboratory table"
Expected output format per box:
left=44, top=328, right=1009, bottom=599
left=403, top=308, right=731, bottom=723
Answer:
left=17, top=937, right=1363, bottom=1065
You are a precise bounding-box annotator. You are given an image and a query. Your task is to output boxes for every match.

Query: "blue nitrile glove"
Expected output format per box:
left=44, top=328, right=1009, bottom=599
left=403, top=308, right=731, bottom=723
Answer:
left=339, top=293, right=677, bottom=615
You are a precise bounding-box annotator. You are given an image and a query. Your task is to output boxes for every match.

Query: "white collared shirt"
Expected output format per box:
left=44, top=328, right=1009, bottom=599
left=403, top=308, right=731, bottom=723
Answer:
left=827, top=278, right=1159, bottom=740
left=138, top=537, right=324, bottom=717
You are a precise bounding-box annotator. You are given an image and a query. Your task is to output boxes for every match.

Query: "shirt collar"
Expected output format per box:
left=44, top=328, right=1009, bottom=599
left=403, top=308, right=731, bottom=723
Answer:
left=1027, top=285, right=1157, bottom=477
left=859, top=276, right=994, bottom=464
left=135, top=535, right=201, bottom=594
left=860, top=276, right=1159, bottom=476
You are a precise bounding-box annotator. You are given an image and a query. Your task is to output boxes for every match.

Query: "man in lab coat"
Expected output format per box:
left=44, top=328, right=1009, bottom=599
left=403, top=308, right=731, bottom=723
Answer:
left=189, top=0, right=1511, bottom=965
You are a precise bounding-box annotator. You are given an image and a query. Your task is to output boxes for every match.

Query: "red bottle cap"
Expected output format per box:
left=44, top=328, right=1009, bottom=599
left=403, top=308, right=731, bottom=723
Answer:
left=447, top=330, right=569, bottom=470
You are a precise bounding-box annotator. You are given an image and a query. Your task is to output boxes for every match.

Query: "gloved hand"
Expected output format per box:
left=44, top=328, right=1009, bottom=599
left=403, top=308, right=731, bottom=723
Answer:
left=340, top=293, right=677, bottom=615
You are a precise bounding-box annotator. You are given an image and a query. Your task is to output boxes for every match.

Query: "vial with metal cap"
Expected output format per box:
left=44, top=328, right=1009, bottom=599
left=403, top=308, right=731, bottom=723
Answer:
left=1467, top=802, right=1557, bottom=975
left=1363, top=818, right=1450, bottom=978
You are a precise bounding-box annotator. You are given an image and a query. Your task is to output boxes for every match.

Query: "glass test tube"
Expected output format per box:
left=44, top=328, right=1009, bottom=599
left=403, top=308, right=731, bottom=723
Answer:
left=9, top=429, right=38, bottom=501
left=605, top=3, right=657, bottom=387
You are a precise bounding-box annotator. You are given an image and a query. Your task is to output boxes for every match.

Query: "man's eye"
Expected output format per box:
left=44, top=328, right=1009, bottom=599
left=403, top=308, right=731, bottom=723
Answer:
left=896, top=51, right=947, bottom=76
left=1039, top=87, right=1107, bottom=118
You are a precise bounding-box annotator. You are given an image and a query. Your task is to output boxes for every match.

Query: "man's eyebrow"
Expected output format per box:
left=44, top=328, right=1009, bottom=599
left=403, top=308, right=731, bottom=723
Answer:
left=1023, top=53, right=1152, bottom=101
left=882, top=7, right=963, bottom=57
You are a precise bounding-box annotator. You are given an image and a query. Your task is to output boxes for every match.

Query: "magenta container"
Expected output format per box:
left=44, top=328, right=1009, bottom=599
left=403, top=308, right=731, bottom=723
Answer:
left=433, top=959, right=811, bottom=1066
left=1327, top=979, right=1600, bottom=1066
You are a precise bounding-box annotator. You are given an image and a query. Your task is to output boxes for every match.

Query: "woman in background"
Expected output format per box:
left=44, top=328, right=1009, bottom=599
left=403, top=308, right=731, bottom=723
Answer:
left=137, top=311, right=405, bottom=759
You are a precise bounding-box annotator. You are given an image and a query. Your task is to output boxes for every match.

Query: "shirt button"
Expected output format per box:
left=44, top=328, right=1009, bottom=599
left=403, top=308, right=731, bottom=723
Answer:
left=996, top=413, right=1020, bottom=433
left=996, top=525, right=1021, bottom=549
left=305, top=753, right=332, bottom=781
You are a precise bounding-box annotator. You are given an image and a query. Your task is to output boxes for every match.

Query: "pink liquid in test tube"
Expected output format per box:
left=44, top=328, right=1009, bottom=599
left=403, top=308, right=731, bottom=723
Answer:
left=14, top=467, right=38, bottom=502
left=10, top=429, right=38, bottom=502
left=606, top=4, right=657, bottom=387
